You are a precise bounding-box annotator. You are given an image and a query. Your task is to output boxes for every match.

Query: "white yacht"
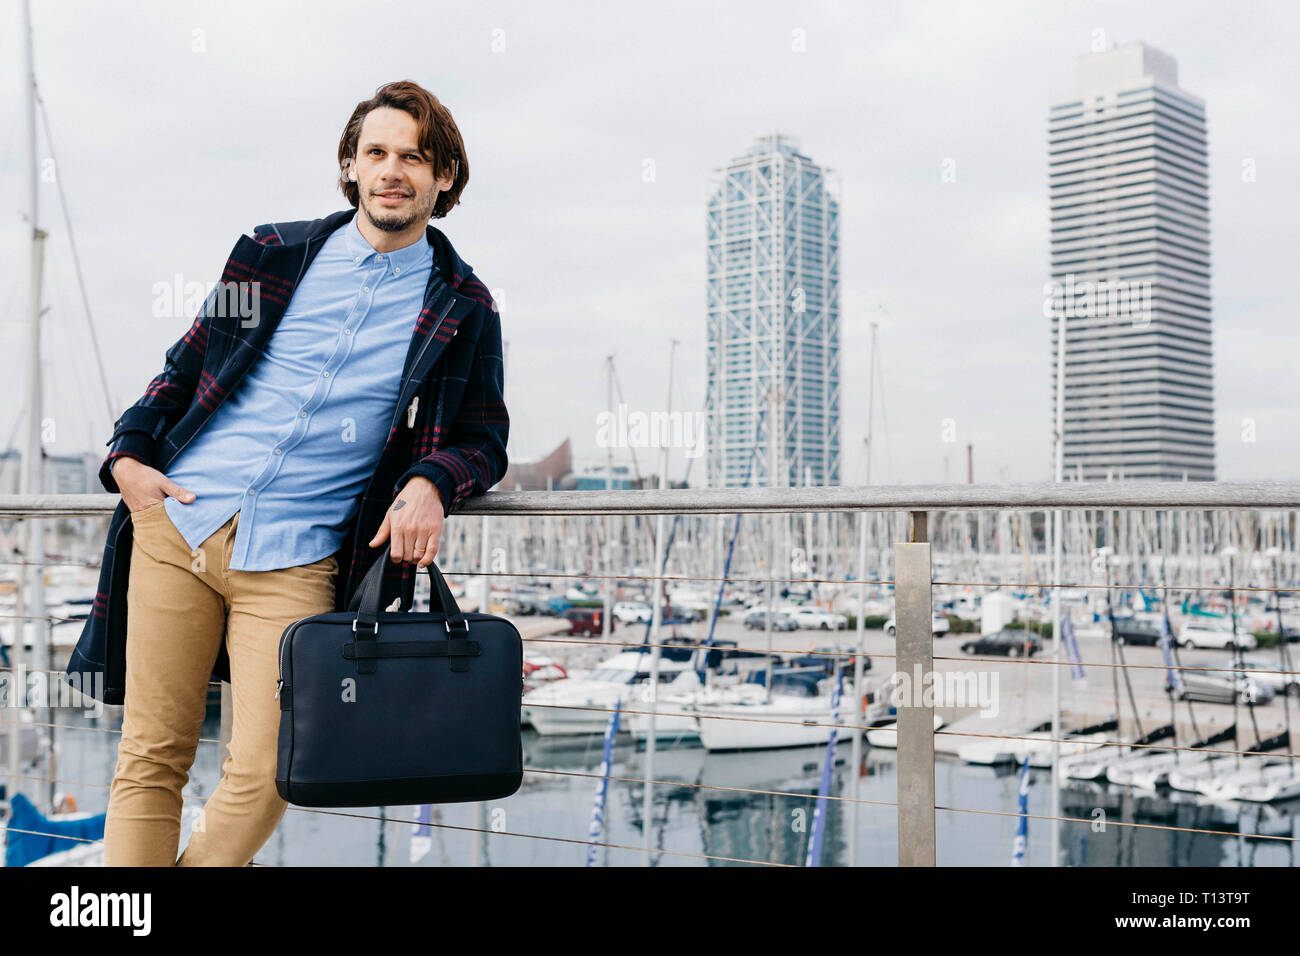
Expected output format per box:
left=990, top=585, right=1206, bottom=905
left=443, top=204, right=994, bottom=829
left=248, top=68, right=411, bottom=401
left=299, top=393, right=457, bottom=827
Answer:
left=694, top=670, right=857, bottom=752
left=521, top=650, right=694, bottom=736
left=623, top=669, right=707, bottom=742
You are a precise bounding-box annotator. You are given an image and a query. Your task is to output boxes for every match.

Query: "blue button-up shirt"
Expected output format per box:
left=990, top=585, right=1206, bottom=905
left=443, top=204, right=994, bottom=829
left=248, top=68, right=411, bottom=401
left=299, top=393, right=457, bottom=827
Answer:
left=161, top=212, right=435, bottom=570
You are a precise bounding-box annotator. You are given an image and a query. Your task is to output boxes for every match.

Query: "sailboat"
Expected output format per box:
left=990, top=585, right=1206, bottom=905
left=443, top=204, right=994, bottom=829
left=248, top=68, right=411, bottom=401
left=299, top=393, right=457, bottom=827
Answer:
left=956, top=717, right=1117, bottom=767
left=522, top=649, right=695, bottom=736
left=1209, top=757, right=1300, bottom=803
left=1105, top=725, right=1238, bottom=789
left=5, top=0, right=114, bottom=827
left=694, top=668, right=858, bottom=752
left=1166, top=731, right=1290, bottom=795
left=1060, top=724, right=1176, bottom=781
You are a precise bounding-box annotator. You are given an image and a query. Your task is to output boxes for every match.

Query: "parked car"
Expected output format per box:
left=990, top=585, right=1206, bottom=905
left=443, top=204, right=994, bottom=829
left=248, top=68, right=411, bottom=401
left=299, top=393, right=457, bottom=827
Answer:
left=1178, top=667, right=1275, bottom=705
left=564, top=607, right=614, bottom=636
left=1231, top=657, right=1300, bottom=697
left=502, top=595, right=539, bottom=616
left=743, top=608, right=799, bottom=631
left=960, top=631, right=1041, bottom=657
left=1111, top=618, right=1164, bottom=646
left=784, top=607, right=848, bottom=631
left=667, top=606, right=704, bottom=623
left=1179, top=622, right=1257, bottom=651
left=613, top=602, right=652, bottom=624
left=884, top=614, right=951, bottom=638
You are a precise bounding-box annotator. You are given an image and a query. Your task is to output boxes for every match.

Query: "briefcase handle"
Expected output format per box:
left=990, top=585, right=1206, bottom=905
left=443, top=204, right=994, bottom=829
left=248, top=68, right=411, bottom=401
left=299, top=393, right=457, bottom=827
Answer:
left=348, top=552, right=468, bottom=633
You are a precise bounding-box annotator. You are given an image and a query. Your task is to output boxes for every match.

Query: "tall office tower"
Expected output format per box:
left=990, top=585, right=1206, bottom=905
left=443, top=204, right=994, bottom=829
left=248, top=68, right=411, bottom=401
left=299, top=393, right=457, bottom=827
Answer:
left=1048, top=42, right=1215, bottom=480
left=706, top=133, right=841, bottom=489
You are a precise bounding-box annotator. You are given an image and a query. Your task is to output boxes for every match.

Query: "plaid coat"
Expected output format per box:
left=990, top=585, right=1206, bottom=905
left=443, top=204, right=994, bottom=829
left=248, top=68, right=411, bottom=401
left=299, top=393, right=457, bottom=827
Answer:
left=64, top=208, right=509, bottom=705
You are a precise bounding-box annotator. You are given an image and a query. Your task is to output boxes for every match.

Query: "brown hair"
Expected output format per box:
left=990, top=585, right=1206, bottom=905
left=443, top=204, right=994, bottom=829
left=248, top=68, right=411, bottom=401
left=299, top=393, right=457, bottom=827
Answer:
left=337, top=80, right=468, bottom=219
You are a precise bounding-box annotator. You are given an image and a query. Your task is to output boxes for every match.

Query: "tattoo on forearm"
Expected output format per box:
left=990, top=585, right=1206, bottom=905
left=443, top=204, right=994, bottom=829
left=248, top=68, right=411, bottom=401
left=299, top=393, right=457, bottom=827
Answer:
left=392, top=499, right=408, bottom=511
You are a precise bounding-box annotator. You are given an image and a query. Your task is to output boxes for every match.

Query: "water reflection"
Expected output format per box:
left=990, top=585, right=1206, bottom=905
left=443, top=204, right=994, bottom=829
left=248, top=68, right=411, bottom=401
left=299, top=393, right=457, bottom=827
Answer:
left=1058, top=779, right=1300, bottom=866
left=39, top=714, right=1300, bottom=865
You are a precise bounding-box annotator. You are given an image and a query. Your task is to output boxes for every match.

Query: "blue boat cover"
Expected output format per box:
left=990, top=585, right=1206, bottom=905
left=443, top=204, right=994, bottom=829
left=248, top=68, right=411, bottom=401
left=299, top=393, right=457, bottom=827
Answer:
left=4, top=793, right=105, bottom=867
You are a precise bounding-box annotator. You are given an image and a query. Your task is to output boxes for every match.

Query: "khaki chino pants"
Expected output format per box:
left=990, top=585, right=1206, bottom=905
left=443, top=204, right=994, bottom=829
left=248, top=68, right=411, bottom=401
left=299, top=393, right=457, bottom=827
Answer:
left=103, top=502, right=337, bottom=866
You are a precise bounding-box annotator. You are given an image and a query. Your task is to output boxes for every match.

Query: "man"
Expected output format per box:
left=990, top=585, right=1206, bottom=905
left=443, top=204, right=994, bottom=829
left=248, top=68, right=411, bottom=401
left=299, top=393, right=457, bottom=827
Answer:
left=65, top=80, right=509, bottom=866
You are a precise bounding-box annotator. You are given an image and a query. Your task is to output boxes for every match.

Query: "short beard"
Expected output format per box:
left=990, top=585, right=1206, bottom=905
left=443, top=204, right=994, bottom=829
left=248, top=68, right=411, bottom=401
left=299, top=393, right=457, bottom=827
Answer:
left=361, top=190, right=437, bottom=232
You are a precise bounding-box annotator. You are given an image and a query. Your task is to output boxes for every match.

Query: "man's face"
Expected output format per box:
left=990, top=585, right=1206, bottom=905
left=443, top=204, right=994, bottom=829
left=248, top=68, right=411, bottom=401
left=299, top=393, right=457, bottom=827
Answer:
left=350, top=106, right=453, bottom=233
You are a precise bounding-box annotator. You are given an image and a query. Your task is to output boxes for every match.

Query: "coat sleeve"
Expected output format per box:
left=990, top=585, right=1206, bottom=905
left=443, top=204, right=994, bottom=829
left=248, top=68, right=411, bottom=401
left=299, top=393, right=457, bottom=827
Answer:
left=100, top=226, right=277, bottom=494
left=393, top=301, right=509, bottom=516
left=100, top=312, right=212, bottom=494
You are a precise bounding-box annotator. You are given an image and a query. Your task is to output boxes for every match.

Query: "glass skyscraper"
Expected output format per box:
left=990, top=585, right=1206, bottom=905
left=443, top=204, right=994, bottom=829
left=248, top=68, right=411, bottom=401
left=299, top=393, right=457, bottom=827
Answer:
left=706, top=133, right=841, bottom=489
left=1048, top=42, right=1215, bottom=480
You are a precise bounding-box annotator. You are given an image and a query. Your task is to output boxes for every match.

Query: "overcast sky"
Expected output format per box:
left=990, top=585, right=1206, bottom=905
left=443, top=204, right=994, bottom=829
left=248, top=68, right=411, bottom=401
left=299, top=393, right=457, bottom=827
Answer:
left=1, top=0, right=1296, bottom=488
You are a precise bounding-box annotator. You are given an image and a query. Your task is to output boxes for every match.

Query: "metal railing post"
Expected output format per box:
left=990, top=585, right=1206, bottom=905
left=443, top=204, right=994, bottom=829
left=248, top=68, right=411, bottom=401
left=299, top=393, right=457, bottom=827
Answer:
left=896, top=510, right=935, bottom=866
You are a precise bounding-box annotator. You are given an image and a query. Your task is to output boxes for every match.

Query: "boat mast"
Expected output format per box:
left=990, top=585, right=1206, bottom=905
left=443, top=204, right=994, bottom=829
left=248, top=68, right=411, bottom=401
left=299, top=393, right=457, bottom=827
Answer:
left=640, top=338, right=676, bottom=865
left=602, top=355, right=614, bottom=641
left=848, top=319, right=876, bottom=867
left=1050, top=295, right=1067, bottom=866
left=9, top=0, right=53, bottom=814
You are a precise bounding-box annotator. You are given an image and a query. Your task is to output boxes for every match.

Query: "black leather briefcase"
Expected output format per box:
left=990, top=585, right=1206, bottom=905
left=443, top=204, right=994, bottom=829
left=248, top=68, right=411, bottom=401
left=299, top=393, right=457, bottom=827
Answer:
left=275, top=553, right=524, bottom=808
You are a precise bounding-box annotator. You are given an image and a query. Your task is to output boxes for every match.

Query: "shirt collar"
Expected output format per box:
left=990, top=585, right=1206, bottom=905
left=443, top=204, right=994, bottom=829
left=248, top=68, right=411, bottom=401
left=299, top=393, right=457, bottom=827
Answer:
left=344, top=211, right=433, bottom=274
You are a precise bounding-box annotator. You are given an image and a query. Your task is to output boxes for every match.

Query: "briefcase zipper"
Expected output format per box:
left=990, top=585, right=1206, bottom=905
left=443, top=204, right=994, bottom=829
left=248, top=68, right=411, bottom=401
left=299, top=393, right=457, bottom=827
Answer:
left=278, top=619, right=300, bottom=700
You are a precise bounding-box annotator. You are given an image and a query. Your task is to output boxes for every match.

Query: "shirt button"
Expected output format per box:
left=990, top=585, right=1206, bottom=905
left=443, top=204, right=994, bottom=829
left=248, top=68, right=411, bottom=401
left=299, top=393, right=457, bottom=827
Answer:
left=274, top=448, right=282, bottom=455
left=300, top=411, right=307, bottom=418
left=354, top=256, right=361, bottom=264
left=362, top=285, right=370, bottom=292
left=344, top=328, right=352, bottom=335
left=323, top=370, right=330, bottom=378
left=395, top=267, right=401, bottom=274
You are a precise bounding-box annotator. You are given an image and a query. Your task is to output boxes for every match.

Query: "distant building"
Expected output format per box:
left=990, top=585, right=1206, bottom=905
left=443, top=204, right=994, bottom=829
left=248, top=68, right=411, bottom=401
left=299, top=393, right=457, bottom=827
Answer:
left=705, top=133, right=841, bottom=489
left=571, top=463, right=638, bottom=491
left=499, top=439, right=678, bottom=492
left=1048, top=42, right=1215, bottom=480
left=499, top=438, right=572, bottom=491
left=0, top=449, right=99, bottom=494
left=49, top=452, right=100, bottom=494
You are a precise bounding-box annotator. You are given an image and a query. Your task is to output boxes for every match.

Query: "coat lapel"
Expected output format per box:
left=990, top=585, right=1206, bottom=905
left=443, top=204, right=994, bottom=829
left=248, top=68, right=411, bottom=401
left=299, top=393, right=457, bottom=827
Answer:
left=223, top=236, right=303, bottom=368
